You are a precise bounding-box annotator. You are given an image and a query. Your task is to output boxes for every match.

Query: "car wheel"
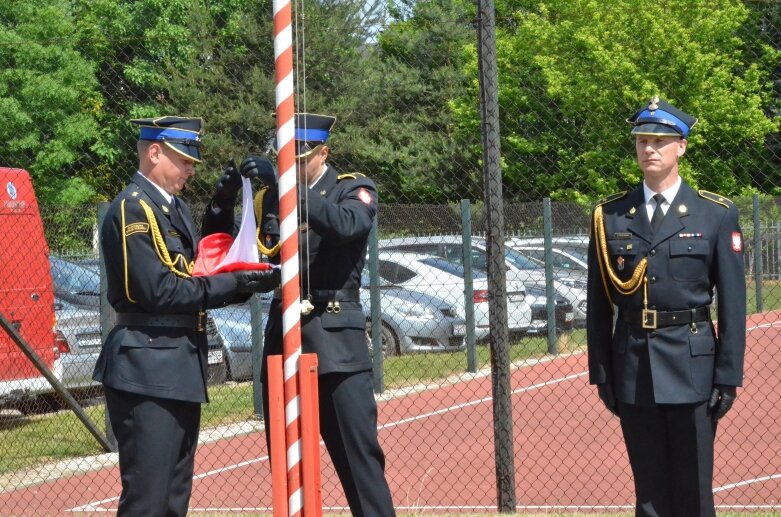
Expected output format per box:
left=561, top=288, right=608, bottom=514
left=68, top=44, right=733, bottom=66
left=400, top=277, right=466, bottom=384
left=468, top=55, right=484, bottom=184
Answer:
left=365, top=320, right=401, bottom=357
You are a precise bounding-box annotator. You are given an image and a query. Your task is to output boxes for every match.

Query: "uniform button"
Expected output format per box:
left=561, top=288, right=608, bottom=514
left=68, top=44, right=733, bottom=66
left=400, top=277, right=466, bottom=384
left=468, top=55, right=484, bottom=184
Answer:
left=688, top=246, right=693, bottom=252
left=650, top=276, right=657, bottom=283
left=650, top=250, right=656, bottom=256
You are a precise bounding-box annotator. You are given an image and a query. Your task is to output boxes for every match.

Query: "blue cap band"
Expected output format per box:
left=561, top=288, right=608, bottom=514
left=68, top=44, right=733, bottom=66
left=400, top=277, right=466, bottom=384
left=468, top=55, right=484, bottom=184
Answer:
left=295, top=128, right=330, bottom=142
left=636, top=109, right=690, bottom=137
left=139, top=127, right=201, bottom=142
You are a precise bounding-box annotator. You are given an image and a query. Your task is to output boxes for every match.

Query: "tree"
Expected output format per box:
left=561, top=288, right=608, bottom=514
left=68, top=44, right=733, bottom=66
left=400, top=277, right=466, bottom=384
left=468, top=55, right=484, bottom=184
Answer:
left=451, top=0, right=780, bottom=201
left=0, top=0, right=101, bottom=205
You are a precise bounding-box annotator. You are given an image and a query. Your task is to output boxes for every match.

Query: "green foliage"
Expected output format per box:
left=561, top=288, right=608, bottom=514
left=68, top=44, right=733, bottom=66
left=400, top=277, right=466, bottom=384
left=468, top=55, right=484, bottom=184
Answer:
left=346, top=0, right=478, bottom=203
left=451, top=0, right=780, bottom=202
left=0, top=0, right=101, bottom=205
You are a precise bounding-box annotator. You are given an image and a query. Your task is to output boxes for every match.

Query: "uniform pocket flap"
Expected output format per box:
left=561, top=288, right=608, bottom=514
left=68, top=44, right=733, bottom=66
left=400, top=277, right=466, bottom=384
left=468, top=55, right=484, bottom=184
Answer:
left=607, top=239, right=639, bottom=256
left=321, top=309, right=366, bottom=330
left=671, top=239, right=709, bottom=256
left=689, top=335, right=715, bottom=356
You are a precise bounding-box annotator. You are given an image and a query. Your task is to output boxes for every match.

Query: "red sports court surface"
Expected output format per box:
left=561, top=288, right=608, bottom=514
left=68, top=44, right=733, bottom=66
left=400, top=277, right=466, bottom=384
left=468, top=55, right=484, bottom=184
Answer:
left=1, top=313, right=779, bottom=514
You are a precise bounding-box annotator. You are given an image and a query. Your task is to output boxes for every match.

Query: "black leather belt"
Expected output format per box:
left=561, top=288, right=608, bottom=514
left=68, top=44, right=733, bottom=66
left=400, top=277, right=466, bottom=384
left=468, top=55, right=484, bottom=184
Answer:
left=273, top=288, right=360, bottom=302
left=620, top=306, right=710, bottom=329
left=116, top=312, right=207, bottom=332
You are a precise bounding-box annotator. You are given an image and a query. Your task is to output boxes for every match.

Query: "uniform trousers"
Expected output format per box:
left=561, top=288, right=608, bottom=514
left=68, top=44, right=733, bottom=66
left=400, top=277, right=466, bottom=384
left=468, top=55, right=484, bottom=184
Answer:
left=105, top=386, right=201, bottom=517
left=263, top=370, right=396, bottom=517
left=618, top=400, right=716, bottom=517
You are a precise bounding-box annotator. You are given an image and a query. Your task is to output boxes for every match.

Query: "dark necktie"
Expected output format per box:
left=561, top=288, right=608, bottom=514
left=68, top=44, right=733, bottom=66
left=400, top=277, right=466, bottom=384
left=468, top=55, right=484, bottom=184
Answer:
left=650, top=193, right=665, bottom=235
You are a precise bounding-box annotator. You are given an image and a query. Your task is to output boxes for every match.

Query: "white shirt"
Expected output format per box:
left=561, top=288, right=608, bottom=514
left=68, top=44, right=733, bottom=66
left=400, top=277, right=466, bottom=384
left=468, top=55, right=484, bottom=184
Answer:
left=643, top=176, right=681, bottom=222
left=138, top=171, right=173, bottom=204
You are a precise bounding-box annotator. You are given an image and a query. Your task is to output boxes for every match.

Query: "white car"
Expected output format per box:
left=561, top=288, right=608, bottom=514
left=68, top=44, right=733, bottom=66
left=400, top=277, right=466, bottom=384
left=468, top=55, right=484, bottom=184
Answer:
left=511, top=245, right=588, bottom=272
left=379, top=235, right=587, bottom=327
left=376, top=251, right=532, bottom=340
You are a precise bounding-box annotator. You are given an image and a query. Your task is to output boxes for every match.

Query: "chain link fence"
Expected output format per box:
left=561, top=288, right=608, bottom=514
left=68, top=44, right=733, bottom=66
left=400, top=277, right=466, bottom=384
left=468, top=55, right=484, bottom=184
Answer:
left=1, top=0, right=780, bottom=514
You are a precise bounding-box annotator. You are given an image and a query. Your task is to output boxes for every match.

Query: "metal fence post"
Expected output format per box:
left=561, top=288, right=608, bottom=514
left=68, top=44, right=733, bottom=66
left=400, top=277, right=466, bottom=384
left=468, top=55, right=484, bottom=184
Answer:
left=477, top=0, right=516, bottom=509
left=461, top=199, right=477, bottom=373
left=250, top=293, right=265, bottom=417
left=542, top=198, right=558, bottom=354
left=369, top=219, right=384, bottom=393
left=753, top=194, right=763, bottom=313
left=98, top=202, right=117, bottom=451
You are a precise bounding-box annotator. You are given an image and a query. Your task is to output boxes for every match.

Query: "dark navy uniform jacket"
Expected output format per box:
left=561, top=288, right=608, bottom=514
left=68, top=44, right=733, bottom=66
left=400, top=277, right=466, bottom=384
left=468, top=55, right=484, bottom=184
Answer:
left=259, top=166, right=376, bottom=376
left=587, top=181, right=746, bottom=405
left=93, top=172, right=241, bottom=403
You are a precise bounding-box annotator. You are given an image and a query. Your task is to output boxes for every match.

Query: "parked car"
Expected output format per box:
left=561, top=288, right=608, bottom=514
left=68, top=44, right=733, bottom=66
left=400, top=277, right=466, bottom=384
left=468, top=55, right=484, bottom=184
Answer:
left=523, top=285, right=575, bottom=334
left=49, top=255, right=227, bottom=391
left=208, top=296, right=270, bottom=382
left=376, top=251, right=532, bottom=340
left=360, top=272, right=466, bottom=356
left=379, top=235, right=587, bottom=326
left=53, top=299, right=102, bottom=393
left=513, top=246, right=588, bottom=272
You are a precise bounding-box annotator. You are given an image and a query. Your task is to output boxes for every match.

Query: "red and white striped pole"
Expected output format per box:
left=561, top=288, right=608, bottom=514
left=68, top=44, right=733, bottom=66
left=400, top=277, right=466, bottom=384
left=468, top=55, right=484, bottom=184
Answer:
left=273, top=0, right=303, bottom=514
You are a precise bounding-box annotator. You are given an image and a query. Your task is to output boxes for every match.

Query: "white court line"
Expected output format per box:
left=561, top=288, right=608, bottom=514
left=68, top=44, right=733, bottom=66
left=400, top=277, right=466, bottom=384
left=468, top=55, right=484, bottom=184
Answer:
left=69, top=317, right=781, bottom=513
left=714, top=472, right=781, bottom=492
left=69, top=370, right=587, bottom=512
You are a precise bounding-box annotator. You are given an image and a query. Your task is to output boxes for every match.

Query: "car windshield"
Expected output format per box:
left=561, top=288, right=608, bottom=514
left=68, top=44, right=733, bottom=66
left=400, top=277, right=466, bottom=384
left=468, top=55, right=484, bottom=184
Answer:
left=49, top=256, right=100, bottom=294
left=503, top=247, right=545, bottom=270
left=418, top=257, right=487, bottom=279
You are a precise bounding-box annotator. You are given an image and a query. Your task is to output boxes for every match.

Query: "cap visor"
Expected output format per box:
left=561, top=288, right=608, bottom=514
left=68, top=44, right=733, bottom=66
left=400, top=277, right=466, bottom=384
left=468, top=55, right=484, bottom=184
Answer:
left=631, top=123, right=682, bottom=137
left=165, top=142, right=202, bottom=163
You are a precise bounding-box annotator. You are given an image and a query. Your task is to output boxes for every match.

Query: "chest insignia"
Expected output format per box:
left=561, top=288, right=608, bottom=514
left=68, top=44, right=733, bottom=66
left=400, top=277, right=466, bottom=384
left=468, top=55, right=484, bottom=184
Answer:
left=628, top=207, right=637, bottom=215
left=616, top=256, right=625, bottom=271
left=320, top=190, right=327, bottom=196
left=678, top=204, right=688, bottom=214
left=678, top=232, right=702, bottom=238
left=162, top=205, right=170, bottom=214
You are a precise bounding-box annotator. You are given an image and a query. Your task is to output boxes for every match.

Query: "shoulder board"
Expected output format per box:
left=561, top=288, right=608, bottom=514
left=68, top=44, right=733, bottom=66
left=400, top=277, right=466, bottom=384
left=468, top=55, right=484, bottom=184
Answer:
left=698, top=189, right=732, bottom=209
left=337, top=172, right=366, bottom=181
left=595, top=191, right=627, bottom=207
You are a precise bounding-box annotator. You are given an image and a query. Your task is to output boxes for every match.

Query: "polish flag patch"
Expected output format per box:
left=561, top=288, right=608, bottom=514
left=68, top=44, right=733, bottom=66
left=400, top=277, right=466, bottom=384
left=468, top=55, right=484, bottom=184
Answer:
left=732, top=232, right=742, bottom=252
left=358, top=188, right=372, bottom=205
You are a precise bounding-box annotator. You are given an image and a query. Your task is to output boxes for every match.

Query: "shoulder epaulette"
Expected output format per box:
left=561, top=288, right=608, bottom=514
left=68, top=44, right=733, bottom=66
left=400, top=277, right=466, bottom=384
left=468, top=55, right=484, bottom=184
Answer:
left=337, top=172, right=366, bottom=181
left=698, top=189, right=732, bottom=209
left=595, top=191, right=627, bottom=207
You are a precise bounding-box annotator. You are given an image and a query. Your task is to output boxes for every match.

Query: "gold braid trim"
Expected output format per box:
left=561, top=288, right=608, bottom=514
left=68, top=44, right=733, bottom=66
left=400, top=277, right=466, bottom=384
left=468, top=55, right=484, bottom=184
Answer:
left=594, top=204, right=647, bottom=297
left=138, top=199, right=193, bottom=278
left=254, top=186, right=281, bottom=257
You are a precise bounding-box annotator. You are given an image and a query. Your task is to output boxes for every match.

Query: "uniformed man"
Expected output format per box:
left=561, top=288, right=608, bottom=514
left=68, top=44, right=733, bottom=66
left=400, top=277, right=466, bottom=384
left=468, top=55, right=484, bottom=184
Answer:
left=206, top=113, right=396, bottom=516
left=93, top=116, right=279, bottom=517
left=586, top=97, right=746, bottom=516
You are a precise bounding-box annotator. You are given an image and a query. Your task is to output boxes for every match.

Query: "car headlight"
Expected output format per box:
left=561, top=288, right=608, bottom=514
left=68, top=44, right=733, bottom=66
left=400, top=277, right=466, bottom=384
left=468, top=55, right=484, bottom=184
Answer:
left=396, top=301, right=436, bottom=321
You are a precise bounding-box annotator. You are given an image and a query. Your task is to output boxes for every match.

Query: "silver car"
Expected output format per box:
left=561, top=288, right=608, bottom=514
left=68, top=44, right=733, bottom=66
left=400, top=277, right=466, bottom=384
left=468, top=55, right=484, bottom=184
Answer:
left=361, top=272, right=466, bottom=356
left=380, top=235, right=587, bottom=327
left=376, top=251, right=532, bottom=340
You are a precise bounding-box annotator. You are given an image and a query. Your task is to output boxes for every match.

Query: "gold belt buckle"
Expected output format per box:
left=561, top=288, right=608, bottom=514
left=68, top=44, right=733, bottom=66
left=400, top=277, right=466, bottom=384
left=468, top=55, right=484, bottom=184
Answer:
left=196, top=311, right=206, bottom=332
left=642, top=309, right=657, bottom=329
